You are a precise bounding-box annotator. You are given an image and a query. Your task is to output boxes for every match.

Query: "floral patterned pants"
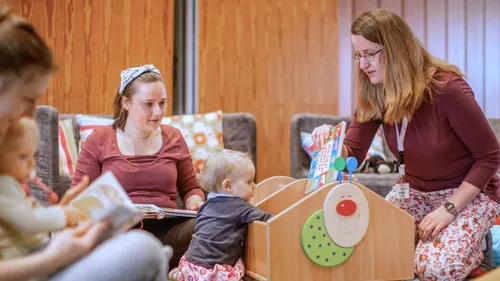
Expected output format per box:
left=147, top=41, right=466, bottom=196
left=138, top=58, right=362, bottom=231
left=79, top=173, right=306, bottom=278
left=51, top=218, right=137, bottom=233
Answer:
left=386, top=187, right=500, bottom=281
left=176, top=256, right=245, bottom=281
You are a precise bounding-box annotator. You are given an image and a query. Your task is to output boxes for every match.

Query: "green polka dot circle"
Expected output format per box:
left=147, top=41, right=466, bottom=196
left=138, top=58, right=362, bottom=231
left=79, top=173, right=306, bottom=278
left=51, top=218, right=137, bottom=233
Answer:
left=301, top=210, right=354, bottom=267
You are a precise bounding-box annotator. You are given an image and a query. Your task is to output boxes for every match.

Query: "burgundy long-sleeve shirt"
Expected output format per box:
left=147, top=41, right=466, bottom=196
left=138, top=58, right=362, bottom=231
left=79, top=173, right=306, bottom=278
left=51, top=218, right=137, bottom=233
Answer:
left=344, top=72, right=500, bottom=203
left=71, top=125, right=204, bottom=208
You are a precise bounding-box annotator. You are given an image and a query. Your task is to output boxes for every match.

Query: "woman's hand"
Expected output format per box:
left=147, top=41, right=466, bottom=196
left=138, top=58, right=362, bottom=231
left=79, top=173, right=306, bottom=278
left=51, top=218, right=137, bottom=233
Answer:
left=59, top=176, right=89, bottom=205
left=186, top=195, right=204, bottom=211
left=311, top=124, right=333, bottom=151
left=42, top=221, right=110, bottom=272
left=63, top=206, right=88, bottom=227
left=418, top=206, right=455, bottom=242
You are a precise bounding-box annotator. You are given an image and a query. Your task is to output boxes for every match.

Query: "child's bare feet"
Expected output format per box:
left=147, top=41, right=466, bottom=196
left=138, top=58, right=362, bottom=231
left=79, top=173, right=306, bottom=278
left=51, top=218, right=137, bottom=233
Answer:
left=168, top=267, right=178, bottom=281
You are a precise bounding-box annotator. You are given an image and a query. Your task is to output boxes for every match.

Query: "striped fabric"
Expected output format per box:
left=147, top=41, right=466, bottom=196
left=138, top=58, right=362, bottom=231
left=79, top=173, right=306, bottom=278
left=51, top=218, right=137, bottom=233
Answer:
left=76, top=114, right=114, bottom=146
left=58, top=119, right=79, bottom=175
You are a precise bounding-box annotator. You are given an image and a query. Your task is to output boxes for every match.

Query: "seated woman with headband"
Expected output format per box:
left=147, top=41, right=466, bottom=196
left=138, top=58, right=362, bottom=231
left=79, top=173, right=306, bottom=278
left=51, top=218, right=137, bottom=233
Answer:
left=71, top=63, right=205, bottom=270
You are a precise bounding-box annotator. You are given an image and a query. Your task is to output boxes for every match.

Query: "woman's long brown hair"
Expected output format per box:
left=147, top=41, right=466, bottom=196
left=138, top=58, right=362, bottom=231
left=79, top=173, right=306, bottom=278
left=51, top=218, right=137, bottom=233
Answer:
left=351, top=9, right=464, bottom=124
left=0, top=4, right=54, bottom=90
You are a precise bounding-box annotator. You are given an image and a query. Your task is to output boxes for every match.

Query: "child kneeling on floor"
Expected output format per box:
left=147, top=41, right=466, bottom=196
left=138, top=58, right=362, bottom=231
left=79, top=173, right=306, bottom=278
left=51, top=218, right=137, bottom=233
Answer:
left=169, top=149, right=273, bottom=281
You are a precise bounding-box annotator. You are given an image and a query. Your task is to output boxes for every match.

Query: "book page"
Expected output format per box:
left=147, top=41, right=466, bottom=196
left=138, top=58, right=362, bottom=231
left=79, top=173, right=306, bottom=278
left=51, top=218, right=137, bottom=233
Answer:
left=69, top=171, right=143, bottom=232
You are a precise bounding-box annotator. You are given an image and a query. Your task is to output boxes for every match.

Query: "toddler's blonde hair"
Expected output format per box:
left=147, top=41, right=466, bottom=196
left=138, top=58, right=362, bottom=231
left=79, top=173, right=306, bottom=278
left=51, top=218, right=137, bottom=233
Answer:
left=199, top=149, right=254, bottom=193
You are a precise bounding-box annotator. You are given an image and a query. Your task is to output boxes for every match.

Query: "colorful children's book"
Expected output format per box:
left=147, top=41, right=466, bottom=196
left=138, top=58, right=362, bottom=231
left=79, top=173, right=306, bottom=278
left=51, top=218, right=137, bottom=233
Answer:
left=134, top=204, right=197, bottom=219
left=304, top=121, right=347, bottom=194
left=69, top=171, right=144, bottom=233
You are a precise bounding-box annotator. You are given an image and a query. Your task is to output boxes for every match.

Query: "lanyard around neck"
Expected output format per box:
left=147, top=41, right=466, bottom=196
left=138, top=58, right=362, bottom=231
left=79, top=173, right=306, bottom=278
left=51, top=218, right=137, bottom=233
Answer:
left=395, top=118, right=408, bottom=152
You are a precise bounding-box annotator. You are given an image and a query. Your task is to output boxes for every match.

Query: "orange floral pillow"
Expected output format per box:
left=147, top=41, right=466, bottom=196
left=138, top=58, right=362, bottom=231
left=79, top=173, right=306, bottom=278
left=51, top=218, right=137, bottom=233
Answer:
left=161, top=110, right=224, bottom=177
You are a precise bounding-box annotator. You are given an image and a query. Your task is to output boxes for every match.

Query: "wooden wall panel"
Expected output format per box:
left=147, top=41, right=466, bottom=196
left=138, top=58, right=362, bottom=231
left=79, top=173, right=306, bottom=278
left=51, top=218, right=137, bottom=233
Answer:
left=485, top=0, right=500, bottom=118
left=338, top=0, right=354, bottom=116
left=339, top=0, right=500, bottom=118
left=380, top=0, right=403, bottom=16
left=426, top=0, right=446, bottom=60
left=466, top=0, right=485, bottom=111
left=9, top=0, right=175, bottom=115
left=404, top=0, right=425, bottom=44
left=447, top=0, right=466, bottom=73
left=198, top=0, right=338, bottom=180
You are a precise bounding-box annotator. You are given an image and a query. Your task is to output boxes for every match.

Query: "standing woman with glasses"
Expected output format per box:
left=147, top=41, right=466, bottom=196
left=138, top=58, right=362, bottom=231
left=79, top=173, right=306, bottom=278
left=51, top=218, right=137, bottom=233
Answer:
left=312, top=9, right=500, bottom=281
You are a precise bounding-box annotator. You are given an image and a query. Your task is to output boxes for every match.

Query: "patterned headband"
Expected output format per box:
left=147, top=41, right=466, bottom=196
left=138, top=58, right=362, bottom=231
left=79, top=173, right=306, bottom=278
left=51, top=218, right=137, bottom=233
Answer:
left=119, top=64, right=162, bottom=95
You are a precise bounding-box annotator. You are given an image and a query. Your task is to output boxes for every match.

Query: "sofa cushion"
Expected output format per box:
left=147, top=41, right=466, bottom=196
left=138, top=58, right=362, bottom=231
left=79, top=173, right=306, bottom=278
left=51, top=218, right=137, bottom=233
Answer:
left=58, top=119, right=79, bottom=176
left=162, top=111, right=224, bottom=175
left=76, top=114, right=114, bottom=149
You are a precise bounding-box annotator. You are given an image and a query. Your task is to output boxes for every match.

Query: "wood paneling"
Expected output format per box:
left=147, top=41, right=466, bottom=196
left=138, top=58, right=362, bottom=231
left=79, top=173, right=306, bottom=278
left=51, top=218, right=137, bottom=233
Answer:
left=466, top=0, right=485, bottom=110
left=338, top=0, right=354, bottom=115
left=447, top=0, right=466, bottom=73
left=485, top=0, right=500, bottom=118
left=340, top=0, right=500, bottom=118
left=8, top=0, right=175, bottom=115
left=426, top=0, right=446, bottom=60
left=198, top=0, right=338, bottom=180
left=404, top=0, right=425, bottom=44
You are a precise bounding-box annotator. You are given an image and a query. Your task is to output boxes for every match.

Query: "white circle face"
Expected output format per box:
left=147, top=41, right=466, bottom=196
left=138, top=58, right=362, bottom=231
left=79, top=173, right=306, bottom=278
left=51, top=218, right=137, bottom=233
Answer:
left=323, top=183, right=369, bottom=247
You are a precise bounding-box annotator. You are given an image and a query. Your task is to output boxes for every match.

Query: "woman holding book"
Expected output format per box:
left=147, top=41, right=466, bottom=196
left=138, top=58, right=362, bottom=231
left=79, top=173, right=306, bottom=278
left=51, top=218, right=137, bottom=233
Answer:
left=71, top=64, right=205, bottom=269
left=311, top=9, right=500, bottom=281
left=0, top=4, right=169, bottom=281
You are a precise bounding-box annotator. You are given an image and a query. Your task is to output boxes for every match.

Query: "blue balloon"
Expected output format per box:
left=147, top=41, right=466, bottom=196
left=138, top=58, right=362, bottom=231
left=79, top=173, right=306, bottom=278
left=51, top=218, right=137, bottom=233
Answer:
left=345, top=157, right=358, bottom=172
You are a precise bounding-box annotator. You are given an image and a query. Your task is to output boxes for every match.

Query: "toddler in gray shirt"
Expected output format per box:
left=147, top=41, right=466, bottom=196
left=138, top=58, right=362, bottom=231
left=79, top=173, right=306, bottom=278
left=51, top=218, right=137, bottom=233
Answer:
left=169, top=149, right=273, bottom=281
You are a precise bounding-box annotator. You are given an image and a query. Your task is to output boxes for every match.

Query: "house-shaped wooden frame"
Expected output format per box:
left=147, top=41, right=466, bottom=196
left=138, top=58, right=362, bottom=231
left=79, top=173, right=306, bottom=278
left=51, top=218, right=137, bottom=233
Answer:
left=244, top=177, right=415, bottom=281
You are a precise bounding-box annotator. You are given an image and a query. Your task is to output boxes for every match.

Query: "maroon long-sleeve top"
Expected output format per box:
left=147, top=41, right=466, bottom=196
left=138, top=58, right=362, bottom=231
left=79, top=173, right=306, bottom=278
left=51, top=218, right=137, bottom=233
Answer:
left=344, top=72, right=500, bottom=203
left=71, top=125, right=204, bottom=208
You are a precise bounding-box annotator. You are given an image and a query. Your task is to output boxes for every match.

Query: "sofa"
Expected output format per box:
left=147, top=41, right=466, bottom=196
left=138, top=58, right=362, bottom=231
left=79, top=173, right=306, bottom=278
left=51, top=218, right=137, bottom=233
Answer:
left=34, top=105, right=257, bottom=199
left=290, top=113, right=500, bottom=198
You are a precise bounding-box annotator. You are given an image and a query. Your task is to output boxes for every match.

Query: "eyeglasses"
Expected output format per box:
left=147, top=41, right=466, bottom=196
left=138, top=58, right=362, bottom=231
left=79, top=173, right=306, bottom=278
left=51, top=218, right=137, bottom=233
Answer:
left=352, top=48, right=383, bottom=62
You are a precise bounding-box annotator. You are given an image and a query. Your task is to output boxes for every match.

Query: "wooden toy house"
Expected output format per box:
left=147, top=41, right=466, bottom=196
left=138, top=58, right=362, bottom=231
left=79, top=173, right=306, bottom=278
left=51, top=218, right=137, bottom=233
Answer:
left=244, top=177, right=415, bottom=281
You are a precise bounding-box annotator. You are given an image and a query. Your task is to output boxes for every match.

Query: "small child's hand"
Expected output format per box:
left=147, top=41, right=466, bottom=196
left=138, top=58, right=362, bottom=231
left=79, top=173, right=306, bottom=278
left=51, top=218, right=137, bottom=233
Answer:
left=186, top=195, right=204, bottom=211
left=63, top=206, right=88, bottom=227
left=189, top=201, right=203, bottom=211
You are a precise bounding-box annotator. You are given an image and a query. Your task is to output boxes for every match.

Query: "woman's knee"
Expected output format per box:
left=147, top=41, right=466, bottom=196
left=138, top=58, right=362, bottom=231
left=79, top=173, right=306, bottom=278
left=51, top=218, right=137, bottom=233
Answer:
left=416, top=260, right=467, bottom=281
left=122, top=230, right=168, bottom=266
left=415, top=248, right=469, bottom=281
left=125, top=230, right=165, bottom=254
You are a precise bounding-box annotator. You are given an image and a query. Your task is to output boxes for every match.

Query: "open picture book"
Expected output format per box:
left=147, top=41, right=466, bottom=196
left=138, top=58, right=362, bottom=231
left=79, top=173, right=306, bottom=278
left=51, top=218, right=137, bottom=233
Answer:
left=135, top=204, right=197, bottom=219
left=68, top=171, right=197, bottom=234
left=68, top=171, right=144, bottom=233
left=304, top=121, right=347, bottom=194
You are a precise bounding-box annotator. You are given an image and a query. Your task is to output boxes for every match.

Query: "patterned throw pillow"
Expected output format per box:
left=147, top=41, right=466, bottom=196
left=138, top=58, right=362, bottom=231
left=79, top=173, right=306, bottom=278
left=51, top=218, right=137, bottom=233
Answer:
left=162, top=110, right=224, bottom=176
left=73, top=111, right=224, bottom=177
left=58, top=119, right=79, bottom=175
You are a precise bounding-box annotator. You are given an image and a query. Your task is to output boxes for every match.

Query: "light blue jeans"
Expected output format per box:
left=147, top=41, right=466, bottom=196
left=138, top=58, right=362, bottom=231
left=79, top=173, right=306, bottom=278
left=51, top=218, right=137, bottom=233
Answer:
left=49, top=230, right=169, bottom=281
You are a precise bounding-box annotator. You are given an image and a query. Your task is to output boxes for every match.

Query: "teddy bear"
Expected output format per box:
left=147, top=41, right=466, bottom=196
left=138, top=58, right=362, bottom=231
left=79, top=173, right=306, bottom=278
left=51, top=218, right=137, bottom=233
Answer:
left=359, top=155, right=398, bottom=174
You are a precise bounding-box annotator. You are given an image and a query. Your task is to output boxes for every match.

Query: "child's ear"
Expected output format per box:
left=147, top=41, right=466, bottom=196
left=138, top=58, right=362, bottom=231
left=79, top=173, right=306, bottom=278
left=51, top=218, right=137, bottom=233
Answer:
left=222, top=179, right=232, bottom=192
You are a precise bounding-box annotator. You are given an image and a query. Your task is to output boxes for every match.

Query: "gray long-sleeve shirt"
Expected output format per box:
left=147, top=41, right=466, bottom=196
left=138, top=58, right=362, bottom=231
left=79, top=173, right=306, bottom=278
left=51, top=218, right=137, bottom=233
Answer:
left=184, top=196, right=273, bottom=268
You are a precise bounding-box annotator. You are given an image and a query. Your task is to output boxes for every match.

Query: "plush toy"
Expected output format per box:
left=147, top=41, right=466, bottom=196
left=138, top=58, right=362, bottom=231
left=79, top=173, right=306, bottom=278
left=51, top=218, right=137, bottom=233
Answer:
left=359, top=155, right=398, bottom=174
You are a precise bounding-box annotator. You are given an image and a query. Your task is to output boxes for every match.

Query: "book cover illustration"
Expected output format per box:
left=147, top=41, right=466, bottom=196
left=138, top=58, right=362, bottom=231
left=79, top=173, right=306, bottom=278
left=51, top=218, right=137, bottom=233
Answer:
left=135, top=204, right=197, bottom=219
left=305, top=121, right=347, bottom=194
left=69, top=171, right=144, bottom=233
